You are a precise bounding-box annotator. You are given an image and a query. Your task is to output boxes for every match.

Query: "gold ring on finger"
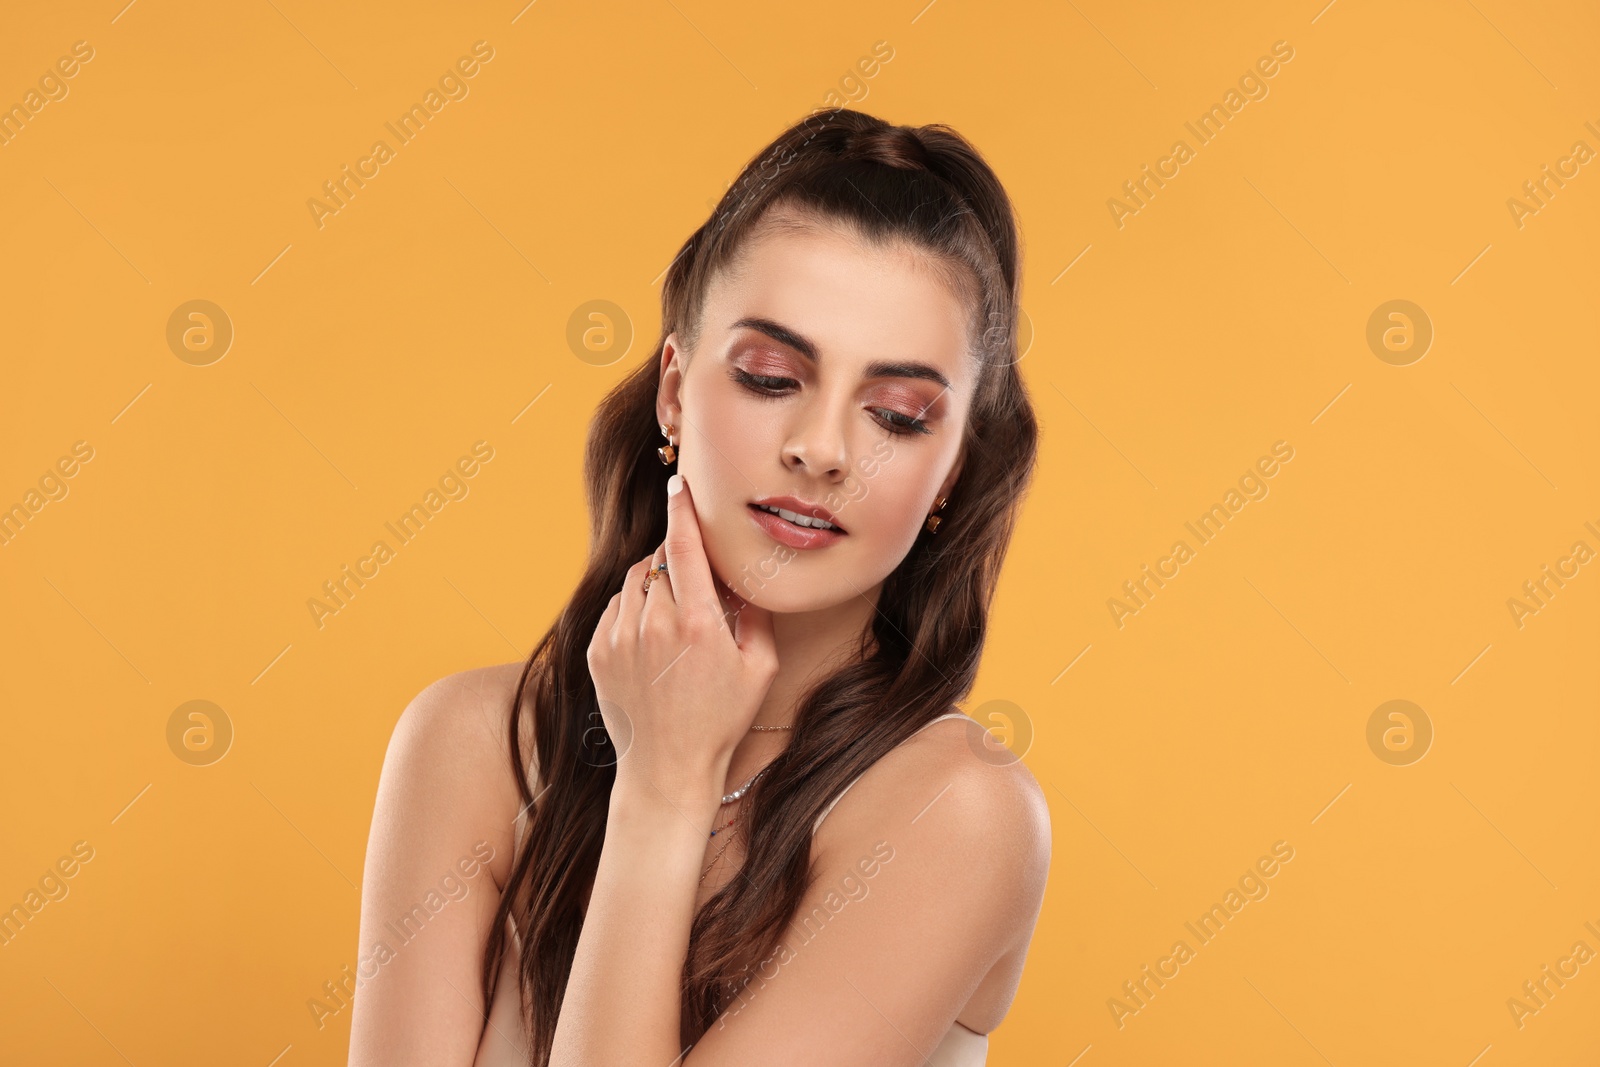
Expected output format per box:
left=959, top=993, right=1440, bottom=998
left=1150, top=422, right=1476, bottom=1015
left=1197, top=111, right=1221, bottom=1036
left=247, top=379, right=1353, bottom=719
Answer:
left=641, top=561, right=668, bottom=593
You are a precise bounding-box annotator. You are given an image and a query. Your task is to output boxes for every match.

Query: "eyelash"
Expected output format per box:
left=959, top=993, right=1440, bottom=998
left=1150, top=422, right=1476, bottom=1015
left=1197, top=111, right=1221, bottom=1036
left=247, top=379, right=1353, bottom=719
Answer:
left=729, top=369, right=933, bottom=436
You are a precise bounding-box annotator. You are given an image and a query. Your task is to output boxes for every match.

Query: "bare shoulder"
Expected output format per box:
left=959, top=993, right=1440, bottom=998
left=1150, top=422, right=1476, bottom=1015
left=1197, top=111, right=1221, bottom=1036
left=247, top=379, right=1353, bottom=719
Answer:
left=350, top=660, right=535, bottom=1065
left=901, top=715, right=1051, bottom=890
left=740, top=713, right=1052, bottom=1043
left=384, top=660, right=537, bottom=893
left=813, top=713, right=1052, bottom=946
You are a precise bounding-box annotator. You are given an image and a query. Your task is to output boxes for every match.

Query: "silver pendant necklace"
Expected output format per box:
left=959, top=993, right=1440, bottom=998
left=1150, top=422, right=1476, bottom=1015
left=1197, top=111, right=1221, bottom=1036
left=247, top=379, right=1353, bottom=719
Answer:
left=720, top=767, right=767, bottom=805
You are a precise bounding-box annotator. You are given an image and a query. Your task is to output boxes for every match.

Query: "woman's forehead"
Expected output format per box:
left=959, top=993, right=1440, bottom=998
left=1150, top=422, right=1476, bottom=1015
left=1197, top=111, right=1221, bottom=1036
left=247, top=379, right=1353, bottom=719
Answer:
left=703, top=225, right=976, bottom=387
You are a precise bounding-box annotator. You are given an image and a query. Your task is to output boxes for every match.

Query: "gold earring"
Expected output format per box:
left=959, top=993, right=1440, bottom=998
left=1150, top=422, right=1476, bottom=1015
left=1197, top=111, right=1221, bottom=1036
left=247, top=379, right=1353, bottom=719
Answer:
left=925, top=495, right=949, bottom=534
left=657, top=423, right=677, bottom=465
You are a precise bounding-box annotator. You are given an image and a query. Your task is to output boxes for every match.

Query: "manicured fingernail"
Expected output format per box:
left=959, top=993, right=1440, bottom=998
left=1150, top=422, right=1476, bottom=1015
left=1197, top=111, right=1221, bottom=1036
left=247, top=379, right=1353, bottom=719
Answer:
left=667, top=473, right=683, bottom=496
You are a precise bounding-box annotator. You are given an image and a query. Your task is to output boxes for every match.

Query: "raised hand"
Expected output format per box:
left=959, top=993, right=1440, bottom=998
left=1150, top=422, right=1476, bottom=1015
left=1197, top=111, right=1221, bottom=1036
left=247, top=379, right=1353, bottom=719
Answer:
left=586, top=473, right=779, bottom=814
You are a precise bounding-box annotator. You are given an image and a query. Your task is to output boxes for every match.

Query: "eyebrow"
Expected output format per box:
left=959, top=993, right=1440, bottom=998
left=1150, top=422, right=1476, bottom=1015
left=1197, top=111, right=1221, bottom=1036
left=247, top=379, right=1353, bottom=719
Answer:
left=729, top=316, right=954, bottom=391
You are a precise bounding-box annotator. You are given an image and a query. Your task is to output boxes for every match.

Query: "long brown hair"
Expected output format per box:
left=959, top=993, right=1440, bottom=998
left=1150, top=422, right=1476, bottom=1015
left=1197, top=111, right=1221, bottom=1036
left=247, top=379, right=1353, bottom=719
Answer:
left=479, top=106, right=1039, bottom=1059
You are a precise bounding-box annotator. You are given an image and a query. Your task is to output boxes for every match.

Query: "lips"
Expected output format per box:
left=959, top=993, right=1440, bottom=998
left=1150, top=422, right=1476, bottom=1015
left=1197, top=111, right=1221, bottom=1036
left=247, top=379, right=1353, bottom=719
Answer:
left=748, top=496, right=845, bottom=533
left=747, top=495, right=848, bottom=550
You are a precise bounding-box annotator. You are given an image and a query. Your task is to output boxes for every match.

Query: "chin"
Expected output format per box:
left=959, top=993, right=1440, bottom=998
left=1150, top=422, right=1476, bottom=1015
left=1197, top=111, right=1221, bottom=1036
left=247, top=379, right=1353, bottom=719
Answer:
left=714, top=551, right=897, bottom=619
left=703, top=542, right=825, bottom=615
left=755, top=587, right=877, bottom=619
left=723, top=580, right=833, bottom=615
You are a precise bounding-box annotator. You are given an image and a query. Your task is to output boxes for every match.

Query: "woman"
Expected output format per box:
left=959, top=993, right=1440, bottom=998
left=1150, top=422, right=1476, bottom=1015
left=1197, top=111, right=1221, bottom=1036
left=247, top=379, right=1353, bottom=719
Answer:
left=349, top=108, right=1050, bottom=1067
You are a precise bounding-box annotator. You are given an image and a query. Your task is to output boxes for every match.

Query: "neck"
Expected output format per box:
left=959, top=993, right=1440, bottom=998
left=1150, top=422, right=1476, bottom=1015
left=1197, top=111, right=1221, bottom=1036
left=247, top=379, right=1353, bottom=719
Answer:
left=720, top=578, right=881, bottom=789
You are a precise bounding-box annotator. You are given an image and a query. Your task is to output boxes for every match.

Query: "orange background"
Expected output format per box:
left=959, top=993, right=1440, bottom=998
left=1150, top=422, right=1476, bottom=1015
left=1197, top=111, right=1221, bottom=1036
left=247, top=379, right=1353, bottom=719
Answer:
left=2, top=1, right=1597, bottom=1064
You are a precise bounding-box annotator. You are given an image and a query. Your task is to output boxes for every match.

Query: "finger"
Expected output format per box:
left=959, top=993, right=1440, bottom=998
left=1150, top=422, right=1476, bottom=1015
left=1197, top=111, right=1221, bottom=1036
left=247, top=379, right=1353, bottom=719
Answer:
left=599, top=590, right=622, bottom=628
left=638, top=541, right=673, bottom=630
left=661, top=474, right=717, bottom=618
left=595, top=591, right=622, bottom=650
left=616, top=553, right=657, bottom=636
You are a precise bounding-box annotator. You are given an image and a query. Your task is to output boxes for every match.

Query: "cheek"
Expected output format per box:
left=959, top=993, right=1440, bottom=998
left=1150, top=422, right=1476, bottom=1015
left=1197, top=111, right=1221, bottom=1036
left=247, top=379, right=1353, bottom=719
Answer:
left=863, top=482, right=930, bottom=550
left=841, top=457, right=938, bottom=551
left=678, top=400, right=775, bottom=574
left=686, top=384, right=777, bottom=475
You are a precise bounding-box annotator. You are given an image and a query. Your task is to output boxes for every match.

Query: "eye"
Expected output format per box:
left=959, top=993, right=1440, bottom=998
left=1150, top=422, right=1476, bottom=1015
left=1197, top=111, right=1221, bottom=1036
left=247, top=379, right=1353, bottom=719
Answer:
left=872, top=407, right=932, bottom=436
left=731, top=368, right=932, bottom=436
left=730, top=368, right=796, bottom=396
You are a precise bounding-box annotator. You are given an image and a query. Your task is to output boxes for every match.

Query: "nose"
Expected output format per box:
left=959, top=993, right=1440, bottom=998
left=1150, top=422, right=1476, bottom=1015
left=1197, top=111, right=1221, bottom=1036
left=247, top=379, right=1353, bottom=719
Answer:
left=781, top=398, right=850, bottom=480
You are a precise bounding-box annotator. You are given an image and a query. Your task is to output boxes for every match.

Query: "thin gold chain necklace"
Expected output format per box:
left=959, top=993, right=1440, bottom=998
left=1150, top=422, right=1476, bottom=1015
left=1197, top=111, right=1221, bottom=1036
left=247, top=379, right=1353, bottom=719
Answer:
left=719, top=722, right=793, bottom=805
left=699, top=815, right=740, bottom=885
left=700, top=722, right=795, bottom=884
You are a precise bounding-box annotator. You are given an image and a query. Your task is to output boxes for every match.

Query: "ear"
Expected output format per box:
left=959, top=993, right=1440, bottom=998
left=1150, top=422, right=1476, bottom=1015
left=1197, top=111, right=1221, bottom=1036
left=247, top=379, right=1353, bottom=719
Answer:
left=656, top=333, right=685, bottom=432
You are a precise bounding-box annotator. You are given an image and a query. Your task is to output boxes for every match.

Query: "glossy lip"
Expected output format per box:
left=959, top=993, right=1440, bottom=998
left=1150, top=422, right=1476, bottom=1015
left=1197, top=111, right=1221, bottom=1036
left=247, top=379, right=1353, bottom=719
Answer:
left=748, top=495, right=848, bottom=534
left=747, top=505, right=847, bottom=550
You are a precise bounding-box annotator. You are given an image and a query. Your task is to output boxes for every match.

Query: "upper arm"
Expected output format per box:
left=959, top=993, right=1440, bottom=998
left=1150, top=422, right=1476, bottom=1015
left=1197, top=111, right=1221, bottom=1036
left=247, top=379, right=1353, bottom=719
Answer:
left=347, top=665, right=528, bottom=1067
left=687, top=727, right=1052, bottom=1065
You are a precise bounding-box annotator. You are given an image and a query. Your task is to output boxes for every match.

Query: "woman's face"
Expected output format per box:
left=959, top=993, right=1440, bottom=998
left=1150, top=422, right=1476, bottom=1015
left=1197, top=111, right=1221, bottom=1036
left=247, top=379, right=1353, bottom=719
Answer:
left=657, top=218, right=975, bottom=614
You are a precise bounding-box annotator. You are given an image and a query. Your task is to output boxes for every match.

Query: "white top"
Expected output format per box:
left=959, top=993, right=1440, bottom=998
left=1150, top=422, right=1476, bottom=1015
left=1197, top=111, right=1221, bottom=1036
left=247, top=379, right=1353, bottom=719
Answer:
left=471, top=711, right=988, bottom=1066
